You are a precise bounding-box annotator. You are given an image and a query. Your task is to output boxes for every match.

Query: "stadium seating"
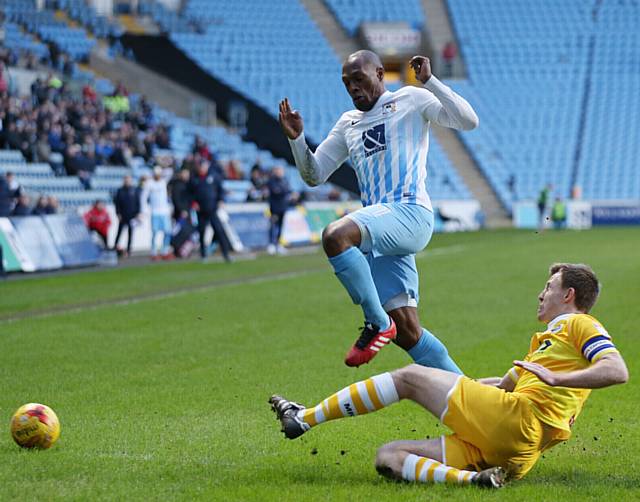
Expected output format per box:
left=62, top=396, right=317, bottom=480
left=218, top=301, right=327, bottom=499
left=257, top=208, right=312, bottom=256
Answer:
left=2, top=0, right=96, bottom=60
left=447, top=0, right=640, bottom=206
left=138, top=0, right=196, bottom=34
left=0, top=153, right=116, bottom=208
left=323, top=0, right=424, bottom=35
left=56, top=0, right=124, bottom=39
left=3, top=22, right=50, bottom=61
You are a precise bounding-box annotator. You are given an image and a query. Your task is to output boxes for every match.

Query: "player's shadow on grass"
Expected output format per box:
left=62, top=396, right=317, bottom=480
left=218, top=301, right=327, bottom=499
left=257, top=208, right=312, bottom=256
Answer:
left=525, top=469, right=640, bottom=489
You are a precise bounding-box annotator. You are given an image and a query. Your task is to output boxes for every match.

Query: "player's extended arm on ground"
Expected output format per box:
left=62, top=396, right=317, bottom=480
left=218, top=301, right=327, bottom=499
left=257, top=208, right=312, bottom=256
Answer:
left=279, top=98, right=347, bottom=187
left=410, top=55, right=479, bottom=131
left=514, top=353, right=629, bottom=389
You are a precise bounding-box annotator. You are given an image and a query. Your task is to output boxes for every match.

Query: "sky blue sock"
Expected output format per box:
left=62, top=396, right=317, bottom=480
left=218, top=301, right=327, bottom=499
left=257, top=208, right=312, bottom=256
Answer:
left=408, top=328, right=463, bottom=374
left=328, top=247, right=390, bottom=330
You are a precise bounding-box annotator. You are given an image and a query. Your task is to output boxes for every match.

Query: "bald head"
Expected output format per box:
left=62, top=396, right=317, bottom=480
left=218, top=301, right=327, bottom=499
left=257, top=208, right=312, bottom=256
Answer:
left=342, top=50, right=386, bottom=111
left=344, top=50, right=383, bottom=71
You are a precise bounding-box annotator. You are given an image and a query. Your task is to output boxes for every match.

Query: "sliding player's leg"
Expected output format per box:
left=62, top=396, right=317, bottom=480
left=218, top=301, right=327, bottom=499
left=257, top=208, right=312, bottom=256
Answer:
left=374, top=438, right=505, bottom=488
left=269, top=364, right=459, bottom=439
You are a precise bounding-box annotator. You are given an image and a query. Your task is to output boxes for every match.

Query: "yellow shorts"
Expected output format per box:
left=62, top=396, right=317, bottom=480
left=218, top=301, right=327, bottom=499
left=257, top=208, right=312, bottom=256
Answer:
left=441, top=376, right=544, bottom=480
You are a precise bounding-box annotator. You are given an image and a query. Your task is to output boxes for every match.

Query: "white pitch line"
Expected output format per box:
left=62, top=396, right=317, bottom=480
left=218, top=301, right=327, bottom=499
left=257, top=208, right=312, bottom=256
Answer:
left=1, top=243, right=469, bottom=325
left=0, top=268, right=325, bottom=325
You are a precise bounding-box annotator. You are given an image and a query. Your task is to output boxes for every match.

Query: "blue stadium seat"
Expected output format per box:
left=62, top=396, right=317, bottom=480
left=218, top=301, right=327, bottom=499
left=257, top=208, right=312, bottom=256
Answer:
left=324, top=0, right=425, bottom=35
left=447, top=0, right=640, bottom=206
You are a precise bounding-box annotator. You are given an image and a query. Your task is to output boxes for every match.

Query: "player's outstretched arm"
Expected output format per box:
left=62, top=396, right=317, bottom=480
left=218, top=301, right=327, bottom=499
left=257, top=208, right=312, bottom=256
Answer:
left=279, top=98, right=348, bottom=187
left=514, top=353, right=629, bottom=389
left=410, top=55, right=479, bottom=131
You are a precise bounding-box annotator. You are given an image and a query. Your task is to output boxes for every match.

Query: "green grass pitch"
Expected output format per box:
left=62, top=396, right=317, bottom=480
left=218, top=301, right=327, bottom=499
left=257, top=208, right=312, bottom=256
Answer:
left=0, top=228, right=638, bottom=500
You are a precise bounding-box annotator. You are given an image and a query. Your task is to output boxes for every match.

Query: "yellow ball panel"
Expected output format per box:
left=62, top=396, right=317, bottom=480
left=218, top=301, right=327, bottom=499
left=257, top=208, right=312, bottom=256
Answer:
left=10, top=403, right=60, bottom=449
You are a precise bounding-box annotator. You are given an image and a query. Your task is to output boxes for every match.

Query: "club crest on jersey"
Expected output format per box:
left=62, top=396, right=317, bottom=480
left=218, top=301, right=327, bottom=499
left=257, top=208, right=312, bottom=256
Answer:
left=362, top=123, right=386, bottom=157
left=382, top=101, right=397, bottom=115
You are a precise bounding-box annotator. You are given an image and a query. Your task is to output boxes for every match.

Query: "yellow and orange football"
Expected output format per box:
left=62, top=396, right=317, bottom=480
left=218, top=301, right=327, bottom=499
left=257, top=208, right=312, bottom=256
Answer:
left=10, top=403, right=60, bottom=449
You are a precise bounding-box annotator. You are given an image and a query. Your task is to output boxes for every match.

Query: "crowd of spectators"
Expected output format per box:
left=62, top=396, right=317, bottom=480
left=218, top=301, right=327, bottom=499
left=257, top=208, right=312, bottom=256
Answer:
left=0, top=171, right=59, bottom=216
left=0, top=74, right=172, bottom=188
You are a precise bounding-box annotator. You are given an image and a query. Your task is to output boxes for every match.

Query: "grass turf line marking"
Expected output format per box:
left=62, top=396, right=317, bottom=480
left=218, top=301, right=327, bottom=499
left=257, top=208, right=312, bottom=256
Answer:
left=0, top=268, right=325, bottom=325
left=0, top=243, right=469, bottom=324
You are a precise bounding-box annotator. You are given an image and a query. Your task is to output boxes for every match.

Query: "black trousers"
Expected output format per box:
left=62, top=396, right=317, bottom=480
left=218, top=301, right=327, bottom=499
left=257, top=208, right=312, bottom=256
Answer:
left=197, top=210, right=231, bottom=259
left=91, top=229, right=108, bottom=248
left=270, top=211, right=286, bottom=245
left=114, top=219, right=134, bottom=252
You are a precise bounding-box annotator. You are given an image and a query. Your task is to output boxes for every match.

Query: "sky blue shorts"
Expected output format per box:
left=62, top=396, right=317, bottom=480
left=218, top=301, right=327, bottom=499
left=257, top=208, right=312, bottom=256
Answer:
left=346, top=203, right=434, bottom=310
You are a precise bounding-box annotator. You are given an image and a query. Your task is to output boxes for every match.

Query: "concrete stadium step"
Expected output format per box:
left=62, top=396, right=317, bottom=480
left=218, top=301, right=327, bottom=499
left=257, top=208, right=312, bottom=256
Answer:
left=421, top=0, right=466, bottom=78
left=117, top=14, right=148, bottom=35
left=432, top=124, right=511, bottom=227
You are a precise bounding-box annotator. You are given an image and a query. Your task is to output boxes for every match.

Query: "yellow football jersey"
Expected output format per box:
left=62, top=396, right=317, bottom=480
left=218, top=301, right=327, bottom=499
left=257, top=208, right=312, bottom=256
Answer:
left=508, top=313, right=618, bottom=439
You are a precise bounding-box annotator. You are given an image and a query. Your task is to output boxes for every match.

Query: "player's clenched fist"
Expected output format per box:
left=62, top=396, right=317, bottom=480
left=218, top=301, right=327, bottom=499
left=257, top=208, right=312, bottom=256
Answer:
left=410, top=56, right=432, bottom=84
left=279, top=98, right=304, bottom=140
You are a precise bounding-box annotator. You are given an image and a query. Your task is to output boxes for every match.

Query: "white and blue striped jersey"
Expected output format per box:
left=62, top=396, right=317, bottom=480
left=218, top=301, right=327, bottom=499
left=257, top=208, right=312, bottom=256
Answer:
left=288, top=76, right=478, bottom=210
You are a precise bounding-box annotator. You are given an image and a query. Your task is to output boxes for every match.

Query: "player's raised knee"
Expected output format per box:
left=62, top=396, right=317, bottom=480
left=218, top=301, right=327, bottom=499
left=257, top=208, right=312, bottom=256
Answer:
left=391, top=364, right=437, bottom=397
left=322, top=220, right=358, bottom=256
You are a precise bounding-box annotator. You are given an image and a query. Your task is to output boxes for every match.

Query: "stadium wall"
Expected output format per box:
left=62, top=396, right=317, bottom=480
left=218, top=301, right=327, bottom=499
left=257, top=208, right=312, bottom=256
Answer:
left=120, top=34, right=359, bottom=194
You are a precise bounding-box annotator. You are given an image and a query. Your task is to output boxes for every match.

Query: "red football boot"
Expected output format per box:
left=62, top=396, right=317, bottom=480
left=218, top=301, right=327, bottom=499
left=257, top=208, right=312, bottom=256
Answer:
left=344, top=319, right=397, bottom=367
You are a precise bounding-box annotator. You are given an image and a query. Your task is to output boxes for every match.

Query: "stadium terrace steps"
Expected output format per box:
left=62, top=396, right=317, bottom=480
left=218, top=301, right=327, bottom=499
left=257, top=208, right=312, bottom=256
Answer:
left=298, top=0, right=359, bottom=62
left=421, top=0, right=466, bottom=78
left=432, top=124, right=510, bottom=227
left=117, top=14, right=149, bottom=35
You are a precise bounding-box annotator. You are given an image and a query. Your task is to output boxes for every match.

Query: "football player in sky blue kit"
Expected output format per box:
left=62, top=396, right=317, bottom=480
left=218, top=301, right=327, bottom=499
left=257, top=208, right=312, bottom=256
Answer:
left=279, top=50, right=478, bottom=369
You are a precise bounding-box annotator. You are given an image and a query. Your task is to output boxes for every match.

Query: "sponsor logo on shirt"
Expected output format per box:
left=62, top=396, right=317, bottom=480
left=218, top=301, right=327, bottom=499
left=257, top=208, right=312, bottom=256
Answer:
left=362, top=123, right=386, bottom=158
left=382, top=101, right=397, bottom=115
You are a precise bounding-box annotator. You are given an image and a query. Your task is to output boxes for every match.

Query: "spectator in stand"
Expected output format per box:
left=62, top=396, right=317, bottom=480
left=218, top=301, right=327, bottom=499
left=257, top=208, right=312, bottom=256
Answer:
left=168, top=168, right=191, bottom=221
left=64, top=143, right=95, bottom=189
left=48, top=123, right=66, bottom=154
left=155, top=124, right=171, bottom=150
left=61, top=55, right=74, bottom=77
left=266, top=166, right=291, bottom=255
left=12, top=194, right=32, bottom=216
left=35, top=132, right=51, bottom=164
left=113, top=175, right=140, bottom=257
left=84, top=200, right=111, bottom=248
left=247, top=163, right=268, bottom=202
left=193, top=134, right=212, bottom=161
left=190, top=159, right=232, bottom=262
left=0, top=62, right=8, bottom=95
left=143, top=167, right=173, bottom=261
left=180, top=153, right=198, bottom=174
left=82, top=84, right=98, bottom=104
left=5, top=172, right=23, bottom=206
left=442, top=41, right=458, bottom=78
left=31, top=195, right=50, bottom=215
left=31, top=77, right=49, bottom=106
left=225, top=159, right=244, bottom=180
left=0, top=174, right=11, bottom=217
left=46, top=196, right=59, bottom=214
